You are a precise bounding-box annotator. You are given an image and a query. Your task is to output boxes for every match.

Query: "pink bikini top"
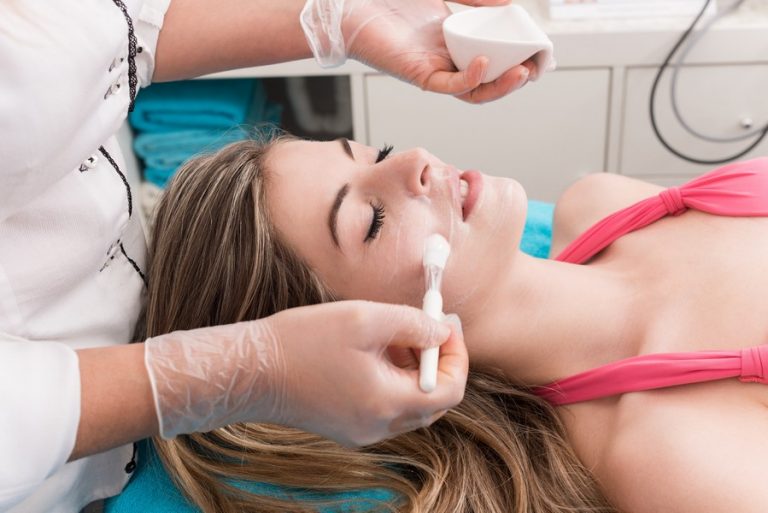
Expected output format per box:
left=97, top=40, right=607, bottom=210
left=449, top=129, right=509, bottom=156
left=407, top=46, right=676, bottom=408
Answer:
left=534, top=158, right=768, bottom=406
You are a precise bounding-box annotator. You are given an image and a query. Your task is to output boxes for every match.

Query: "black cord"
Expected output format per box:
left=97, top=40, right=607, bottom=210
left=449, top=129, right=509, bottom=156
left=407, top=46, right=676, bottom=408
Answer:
left=649, top=0, right=768, bottom=165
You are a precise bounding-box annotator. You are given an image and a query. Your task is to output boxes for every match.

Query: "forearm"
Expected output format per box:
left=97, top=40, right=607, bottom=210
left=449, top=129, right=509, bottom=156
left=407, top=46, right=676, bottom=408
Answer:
left=153, top=0, right=311, bottom=82
left=70, top=343, right=159, bottom=461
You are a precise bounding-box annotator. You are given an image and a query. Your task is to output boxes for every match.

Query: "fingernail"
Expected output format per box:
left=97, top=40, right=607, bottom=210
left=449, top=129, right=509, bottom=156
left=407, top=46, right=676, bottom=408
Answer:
left=443, top=313, right=463, bottom=337
left=435, top=321, right=451, bottom=341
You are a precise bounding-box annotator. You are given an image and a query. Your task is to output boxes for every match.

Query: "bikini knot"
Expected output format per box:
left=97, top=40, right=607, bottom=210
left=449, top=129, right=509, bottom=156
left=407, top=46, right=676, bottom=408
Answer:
left=739, top=346, right=768, bottom=384
left=659, top=187, right=686, bottom=216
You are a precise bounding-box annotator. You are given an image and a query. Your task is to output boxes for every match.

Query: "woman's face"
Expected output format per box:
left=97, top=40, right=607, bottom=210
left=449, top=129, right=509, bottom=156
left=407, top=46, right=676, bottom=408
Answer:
left=265, top=139, right=528, bottom=316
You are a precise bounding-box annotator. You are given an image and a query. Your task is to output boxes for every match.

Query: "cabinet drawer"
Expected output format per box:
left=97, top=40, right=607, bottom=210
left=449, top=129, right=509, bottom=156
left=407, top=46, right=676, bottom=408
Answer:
left=364, top=69, right=610, bottom=202
left=620, top=64, right=768, bottom=177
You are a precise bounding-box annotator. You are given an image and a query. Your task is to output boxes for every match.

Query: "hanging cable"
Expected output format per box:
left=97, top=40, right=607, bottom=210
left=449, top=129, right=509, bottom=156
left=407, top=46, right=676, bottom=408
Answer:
left=649, top=0, right=768, bottom=165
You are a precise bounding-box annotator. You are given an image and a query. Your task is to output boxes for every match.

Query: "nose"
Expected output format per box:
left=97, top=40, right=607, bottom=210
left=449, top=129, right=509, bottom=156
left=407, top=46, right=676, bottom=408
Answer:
left=390, top=147, right=432, bottom=197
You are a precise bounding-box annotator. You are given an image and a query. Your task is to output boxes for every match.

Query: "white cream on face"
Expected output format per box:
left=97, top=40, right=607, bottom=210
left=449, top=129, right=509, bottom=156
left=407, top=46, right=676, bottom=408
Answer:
left=265, top=139, right=529, bottom=320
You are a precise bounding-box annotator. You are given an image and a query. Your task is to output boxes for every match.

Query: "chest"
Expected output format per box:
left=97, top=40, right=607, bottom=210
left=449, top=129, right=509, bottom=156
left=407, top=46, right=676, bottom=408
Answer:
left=565, top=380, right=768, bottom=513
left=596, top=211, right=768, bottom=354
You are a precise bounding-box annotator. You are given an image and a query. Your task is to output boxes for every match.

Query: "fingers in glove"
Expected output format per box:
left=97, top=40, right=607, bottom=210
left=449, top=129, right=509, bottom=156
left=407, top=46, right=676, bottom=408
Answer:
left=389, top=320, right=467, bottom=411
left=373, top=304, right=452, bottom=352
left=420, top=56, right=488, bottom=96
left=521, top=57, right=539, bottom=81
left=456, top=64, right=529, bottom=104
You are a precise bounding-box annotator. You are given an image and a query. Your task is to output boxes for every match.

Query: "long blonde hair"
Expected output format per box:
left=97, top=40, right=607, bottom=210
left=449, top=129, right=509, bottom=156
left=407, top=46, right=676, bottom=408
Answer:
left=143, top=136, right=617, bottom=513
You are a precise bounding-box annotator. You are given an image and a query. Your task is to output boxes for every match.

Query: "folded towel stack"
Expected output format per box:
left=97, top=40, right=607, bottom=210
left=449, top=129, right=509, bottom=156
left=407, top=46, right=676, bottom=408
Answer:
left=129, top=79, right=281, bottom=189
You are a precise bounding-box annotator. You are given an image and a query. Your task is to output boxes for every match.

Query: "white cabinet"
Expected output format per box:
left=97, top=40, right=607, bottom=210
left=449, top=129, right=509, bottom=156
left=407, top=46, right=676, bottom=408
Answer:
left=202, top=3, right=768, bottom=199
left=365, top=69, right=610, bottom=202
left=620, top=64, right=768, bottom=182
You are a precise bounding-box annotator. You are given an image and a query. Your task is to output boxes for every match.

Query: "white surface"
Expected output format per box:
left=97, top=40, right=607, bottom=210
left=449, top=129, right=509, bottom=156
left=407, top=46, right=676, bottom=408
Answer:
left=443, top=4, right=555, bottom=82
left=621, top=64, right=768, bottom=176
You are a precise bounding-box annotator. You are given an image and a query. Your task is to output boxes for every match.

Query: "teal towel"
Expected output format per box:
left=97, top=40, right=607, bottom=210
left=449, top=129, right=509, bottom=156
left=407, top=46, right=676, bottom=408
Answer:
left=104, top=441, right=398, bottom=513
left=129, top=79, right=256, bottom=133
left=104, top=200, right=555, bottom=512
left=135, top=128, right=249, bottom=165
left=521, top=200, right=555, bottom=259
left=136, top=128, right=249, bottom=188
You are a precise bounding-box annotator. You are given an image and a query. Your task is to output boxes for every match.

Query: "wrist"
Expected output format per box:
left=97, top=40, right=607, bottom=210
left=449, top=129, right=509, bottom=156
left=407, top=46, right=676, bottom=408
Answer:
left=300, top=0, right=348, bottom=68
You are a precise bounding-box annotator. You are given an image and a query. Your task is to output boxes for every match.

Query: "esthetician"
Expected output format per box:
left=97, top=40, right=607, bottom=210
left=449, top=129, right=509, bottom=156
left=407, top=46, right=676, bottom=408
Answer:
left=0, top=0, right=534, bottom=511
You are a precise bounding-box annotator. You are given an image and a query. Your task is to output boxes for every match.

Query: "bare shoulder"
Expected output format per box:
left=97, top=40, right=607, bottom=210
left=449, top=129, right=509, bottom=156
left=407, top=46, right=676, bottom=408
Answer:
left=550, top=173, right=664, bottom=257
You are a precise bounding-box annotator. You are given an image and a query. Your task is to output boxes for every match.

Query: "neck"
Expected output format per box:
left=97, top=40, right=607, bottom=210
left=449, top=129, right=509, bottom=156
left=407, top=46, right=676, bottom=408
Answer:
left=462, top=252, right=646, bottom=385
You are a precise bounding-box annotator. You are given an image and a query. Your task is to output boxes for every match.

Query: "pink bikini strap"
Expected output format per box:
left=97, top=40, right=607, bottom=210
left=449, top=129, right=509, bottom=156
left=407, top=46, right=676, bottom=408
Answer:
left=534, top=345, right=768, bottom=406
left=554, top=158, right=768, bottom=264
left=740, top=345, right=768, bottom=384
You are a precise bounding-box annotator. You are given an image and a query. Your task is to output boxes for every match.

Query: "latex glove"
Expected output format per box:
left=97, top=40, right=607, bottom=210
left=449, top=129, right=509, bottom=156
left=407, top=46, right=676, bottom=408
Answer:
left=300, top=0, right=536, bottom=104
left=145, top=301, right=467, bottom=447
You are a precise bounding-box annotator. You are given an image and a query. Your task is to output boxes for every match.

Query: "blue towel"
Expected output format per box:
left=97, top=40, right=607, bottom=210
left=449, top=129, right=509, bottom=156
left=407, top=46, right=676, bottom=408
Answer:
left=521, top=200, right=554, bottom=259
left=104, top=441, right=398, bottom=513
left=135, top=128, right=251, bottom=188
left=129, top=79, right=256, bottom=133
left=104, top=200, right=555, bottom=512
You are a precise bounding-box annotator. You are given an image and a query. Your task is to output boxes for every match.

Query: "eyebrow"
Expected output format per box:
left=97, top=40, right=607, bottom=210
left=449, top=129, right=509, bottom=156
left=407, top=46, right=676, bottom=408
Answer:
left=327, top=139, right=355, bottom=249
left=338, top=137, right=354, bottom=160
left=328, top=183, right=350, bottom=249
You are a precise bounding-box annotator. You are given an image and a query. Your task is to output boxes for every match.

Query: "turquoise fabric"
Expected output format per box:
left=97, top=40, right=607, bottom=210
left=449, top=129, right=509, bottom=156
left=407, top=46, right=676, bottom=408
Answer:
left=521, top=200, right=555, bottom=259
left=104, top=441, right=397, bottom=513
left=136, top=128, right=249, bottom=189
left=129, top=78, right=282, bottom=188
left=129, top=79, right=257, bottom=133
left=104, top=200, right=554, bottom=512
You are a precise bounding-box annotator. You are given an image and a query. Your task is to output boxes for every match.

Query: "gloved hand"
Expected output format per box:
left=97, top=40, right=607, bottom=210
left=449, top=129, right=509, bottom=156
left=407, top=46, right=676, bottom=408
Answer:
left=300, top=0, right=536, bottom=104
left=145, top=300, right=467, bottom=447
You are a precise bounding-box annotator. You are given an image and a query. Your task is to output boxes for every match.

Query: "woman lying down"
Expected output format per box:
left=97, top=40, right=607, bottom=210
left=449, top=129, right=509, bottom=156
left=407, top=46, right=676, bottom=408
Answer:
left=141, top=133, right=768, bottom=513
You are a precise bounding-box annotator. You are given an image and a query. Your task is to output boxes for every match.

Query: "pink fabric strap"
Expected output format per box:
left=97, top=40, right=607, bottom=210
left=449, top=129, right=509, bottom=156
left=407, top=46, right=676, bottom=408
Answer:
left=535, top=345, right=768, bottom=406
left=554, top=158, right=768, bottom=264
left=536, top=159, right=768, bottom=406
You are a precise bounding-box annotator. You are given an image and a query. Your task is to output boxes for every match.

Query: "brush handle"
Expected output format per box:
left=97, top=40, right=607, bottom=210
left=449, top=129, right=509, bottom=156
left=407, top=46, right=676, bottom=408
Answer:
left=419, top=289, right=444, bottom=393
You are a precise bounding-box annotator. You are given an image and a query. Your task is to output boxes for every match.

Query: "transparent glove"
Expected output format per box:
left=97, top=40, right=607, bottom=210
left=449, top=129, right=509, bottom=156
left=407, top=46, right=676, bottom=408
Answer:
left=145, top=300, right=467, bottom=447
left=300, top=0, right=536, bottom=103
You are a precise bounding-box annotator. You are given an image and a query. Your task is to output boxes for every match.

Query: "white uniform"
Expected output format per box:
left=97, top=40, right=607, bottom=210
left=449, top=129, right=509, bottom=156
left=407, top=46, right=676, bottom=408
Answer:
left=0, top=0, right=170, bottom=510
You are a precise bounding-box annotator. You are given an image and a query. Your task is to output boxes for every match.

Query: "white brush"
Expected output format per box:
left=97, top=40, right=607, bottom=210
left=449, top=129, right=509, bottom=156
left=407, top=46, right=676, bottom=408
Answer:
left=420, top=234, right=451, bottom=393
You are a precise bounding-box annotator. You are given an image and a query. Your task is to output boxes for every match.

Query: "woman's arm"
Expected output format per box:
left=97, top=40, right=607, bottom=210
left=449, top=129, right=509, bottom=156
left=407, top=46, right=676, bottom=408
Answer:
left=151, top=0, right=529, bottom=103
left=153, top=0, right=309, bottom=82
left=70, top=344, right=159, bottom=461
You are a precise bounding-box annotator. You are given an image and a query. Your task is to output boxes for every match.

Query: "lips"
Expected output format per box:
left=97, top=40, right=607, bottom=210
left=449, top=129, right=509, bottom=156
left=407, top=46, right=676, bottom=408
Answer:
left=459, top=170, right=483, bottom=221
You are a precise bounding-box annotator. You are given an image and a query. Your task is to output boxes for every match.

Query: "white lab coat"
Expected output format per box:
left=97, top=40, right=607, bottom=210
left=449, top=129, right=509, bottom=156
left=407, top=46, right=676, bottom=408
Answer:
left=0, top=0, right=170, bottom=510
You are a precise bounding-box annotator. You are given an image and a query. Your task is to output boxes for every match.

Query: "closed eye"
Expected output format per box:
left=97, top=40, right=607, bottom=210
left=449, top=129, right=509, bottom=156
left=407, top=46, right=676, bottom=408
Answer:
left=376, top=144, right=394, bottom=163
left=365, top=202, right=385, bottom=242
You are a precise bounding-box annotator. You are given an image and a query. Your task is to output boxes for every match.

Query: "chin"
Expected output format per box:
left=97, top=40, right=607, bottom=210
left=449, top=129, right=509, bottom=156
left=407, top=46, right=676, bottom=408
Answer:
left=486, top=175, right=528, bottom=243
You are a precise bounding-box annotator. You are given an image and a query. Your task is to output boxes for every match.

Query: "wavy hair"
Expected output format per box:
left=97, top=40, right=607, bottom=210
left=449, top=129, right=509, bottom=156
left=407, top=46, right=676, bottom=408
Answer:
left=141, top=135, right=617, bottom=513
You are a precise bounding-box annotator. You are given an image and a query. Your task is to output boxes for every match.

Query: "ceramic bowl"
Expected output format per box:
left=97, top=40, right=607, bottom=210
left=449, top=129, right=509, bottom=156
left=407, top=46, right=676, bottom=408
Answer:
left=443, top=5, right=555, bottom=83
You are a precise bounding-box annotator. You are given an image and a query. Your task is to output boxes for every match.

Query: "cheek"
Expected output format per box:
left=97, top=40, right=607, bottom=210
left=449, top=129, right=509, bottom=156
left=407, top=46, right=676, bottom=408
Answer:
left=441, top=179, right=527, bottom=312
left=329, top=203, right=441, bottom=306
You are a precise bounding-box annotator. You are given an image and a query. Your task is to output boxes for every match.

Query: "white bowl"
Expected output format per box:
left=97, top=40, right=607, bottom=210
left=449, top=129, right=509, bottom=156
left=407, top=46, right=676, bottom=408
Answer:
left=443, top=5, right=556, bottom=83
